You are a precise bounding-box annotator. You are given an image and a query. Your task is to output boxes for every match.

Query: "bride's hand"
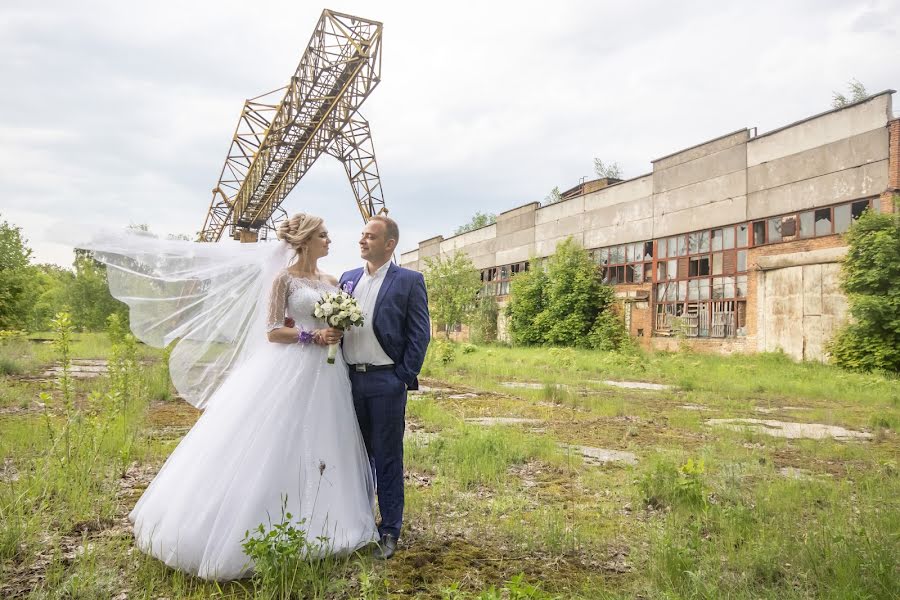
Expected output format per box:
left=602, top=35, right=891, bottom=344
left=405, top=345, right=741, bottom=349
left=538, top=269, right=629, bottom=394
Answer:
left=315, top=327, right=343, bottom=345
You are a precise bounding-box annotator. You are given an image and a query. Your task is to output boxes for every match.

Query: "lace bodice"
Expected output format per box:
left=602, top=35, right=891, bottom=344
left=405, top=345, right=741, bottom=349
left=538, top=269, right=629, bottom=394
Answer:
left=266, top=271, right=338, bottom=333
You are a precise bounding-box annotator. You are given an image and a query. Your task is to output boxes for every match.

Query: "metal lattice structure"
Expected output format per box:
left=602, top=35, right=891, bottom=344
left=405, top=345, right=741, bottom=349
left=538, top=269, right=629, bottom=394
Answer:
left=199, top=10, right=385, bottom=242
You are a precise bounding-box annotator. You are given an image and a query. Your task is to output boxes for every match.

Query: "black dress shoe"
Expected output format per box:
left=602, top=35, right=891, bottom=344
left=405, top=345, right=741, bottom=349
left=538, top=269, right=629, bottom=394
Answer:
left=374, top=534, right=397, bottom=560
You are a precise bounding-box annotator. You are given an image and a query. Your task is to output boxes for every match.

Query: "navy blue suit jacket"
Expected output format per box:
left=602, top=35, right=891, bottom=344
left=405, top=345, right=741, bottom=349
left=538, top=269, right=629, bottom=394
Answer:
left=339, top=263, right=431, bottom=391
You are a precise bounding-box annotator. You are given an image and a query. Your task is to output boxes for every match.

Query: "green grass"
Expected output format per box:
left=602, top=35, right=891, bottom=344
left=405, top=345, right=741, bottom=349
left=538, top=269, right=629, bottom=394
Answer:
left=2, top=339, right=899, bottom=598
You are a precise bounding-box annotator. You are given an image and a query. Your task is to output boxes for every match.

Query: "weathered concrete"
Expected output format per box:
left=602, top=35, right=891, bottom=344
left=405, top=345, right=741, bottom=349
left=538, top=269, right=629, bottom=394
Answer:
left=559, top=444, right=638, bottom=466
left=653, top=129, right=750, bottom=171
left=747, top=160, right=889, bottom=219
left=747, top=127, right=889, bottom=194
left=707, top=418, right=872, bottom=440
left=654, top=142, right=747, bottom=194
left=758, top=260, right=848, bottom=361
left=747, top=92, right=893, bottom=167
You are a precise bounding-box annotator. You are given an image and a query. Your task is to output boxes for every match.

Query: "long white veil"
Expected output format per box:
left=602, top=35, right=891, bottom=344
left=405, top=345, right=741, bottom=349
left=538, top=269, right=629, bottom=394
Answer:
left=77, top=229, right=296, bottom=410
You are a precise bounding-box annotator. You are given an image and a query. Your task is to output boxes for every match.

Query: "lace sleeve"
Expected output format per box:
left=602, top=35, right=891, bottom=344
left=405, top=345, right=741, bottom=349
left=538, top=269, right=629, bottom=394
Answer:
left=266, top=272, right=289, bottom=332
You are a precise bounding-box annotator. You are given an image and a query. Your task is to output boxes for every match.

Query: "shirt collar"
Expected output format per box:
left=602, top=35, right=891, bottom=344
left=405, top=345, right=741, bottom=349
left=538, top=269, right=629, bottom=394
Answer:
left=363, top=261, right=392, bottom=279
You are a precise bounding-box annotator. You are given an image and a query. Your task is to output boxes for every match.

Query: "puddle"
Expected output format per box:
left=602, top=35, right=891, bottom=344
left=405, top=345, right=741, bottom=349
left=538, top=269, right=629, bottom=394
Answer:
left=592, top=380, right=672, bottom=391
left=559, top=444, right=638, bottom=466
left=465, top=417, right=542, bottom=426
left=707, top=418, right=872, bottom=441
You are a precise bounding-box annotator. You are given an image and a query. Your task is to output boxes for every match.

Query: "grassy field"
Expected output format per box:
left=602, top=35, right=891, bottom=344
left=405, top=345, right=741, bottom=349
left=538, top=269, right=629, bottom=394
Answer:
left=1, top=333, right=898, bottom=598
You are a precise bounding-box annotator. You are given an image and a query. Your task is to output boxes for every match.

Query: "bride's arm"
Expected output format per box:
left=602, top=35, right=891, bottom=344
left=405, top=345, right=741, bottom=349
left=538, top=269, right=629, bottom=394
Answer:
left=264, top=273, right=331, bottom=345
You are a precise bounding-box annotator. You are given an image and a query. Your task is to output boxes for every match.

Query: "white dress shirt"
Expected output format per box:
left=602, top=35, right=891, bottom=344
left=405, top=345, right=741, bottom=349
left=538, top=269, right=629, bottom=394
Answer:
left=342, top=261, right=394, bottom=366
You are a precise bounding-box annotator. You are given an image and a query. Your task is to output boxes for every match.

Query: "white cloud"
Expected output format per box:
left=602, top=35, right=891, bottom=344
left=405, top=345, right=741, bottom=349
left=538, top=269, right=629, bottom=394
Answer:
left=1, top=0, right=898, bottom=270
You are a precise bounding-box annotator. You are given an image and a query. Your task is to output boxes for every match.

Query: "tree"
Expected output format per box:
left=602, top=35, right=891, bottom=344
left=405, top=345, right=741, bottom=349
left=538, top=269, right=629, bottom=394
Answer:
left=829, top=199, right=900, bottom=372
left=832, top=78, right=869, bottom=108
left=534, top=238, right=616, bottom=347
left=506, top=238, right=628, bottom=350
left=67, top=251, right=128, bottom=331
left=505, top=262, right=547, bottom=345
left=544, top=186, right=562, bottom=205
left=469, top=295, right=499, bottom=344
left=422, top=251, right=482, bottom=338
left=593, top=158, right=623, bottom=180
left=0, top=216, right=36, bottom=329
left=454, top=212, right=496, bottom=236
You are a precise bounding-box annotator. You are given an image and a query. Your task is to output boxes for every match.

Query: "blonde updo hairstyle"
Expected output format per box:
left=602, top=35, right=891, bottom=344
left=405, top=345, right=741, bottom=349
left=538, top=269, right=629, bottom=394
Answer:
left=276, top=213, right=324, bottom=255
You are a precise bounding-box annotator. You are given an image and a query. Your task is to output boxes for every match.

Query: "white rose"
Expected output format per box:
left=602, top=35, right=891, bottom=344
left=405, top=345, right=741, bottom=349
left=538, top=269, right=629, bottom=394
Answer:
left=321, top=302, right=333, bottom=316
left=338, top=310, right=348, bottom=319
left=329, top=315, right=340, bottom=326
left=350, top=313, right=360, bottom=322
left=314, top=308, right=323, bottom=318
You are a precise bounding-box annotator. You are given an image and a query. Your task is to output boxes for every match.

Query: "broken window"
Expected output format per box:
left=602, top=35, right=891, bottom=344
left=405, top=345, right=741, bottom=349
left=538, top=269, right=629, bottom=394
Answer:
left=688, top=256, right=710, bottom=277
left=711, top=229, right=723, bottom=252
left=851, top=199, right=869, bottom=221
left=657, top=261, right=667, bottom=280
left=781, top=216, right=797, bottom=237
left=767, top=217, right=782, bottom=243
left=737, top=224, right=749, bottom=247
left=799, top=211, right=814, bottom=237
left=814, top=208, right=832, bottom=235
left=736, top=275, right=748, bottom=297
left=753, top=221, right=766, bottom=246
left=643, top=241, right=654, bottom=260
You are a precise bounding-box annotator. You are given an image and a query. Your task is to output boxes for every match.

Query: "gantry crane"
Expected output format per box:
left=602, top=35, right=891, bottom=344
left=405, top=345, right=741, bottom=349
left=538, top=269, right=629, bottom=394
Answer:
left=199, top=9, right=386, bottom=242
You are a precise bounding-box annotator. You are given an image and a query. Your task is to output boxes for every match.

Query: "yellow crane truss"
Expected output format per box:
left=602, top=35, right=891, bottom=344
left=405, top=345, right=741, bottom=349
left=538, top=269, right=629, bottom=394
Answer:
left=199, top=9, right=385, bottom=242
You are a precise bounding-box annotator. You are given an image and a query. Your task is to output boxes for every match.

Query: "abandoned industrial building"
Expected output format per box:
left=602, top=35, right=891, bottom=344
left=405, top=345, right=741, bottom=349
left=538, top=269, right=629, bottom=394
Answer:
left=399, top=91, right=900, bottom=361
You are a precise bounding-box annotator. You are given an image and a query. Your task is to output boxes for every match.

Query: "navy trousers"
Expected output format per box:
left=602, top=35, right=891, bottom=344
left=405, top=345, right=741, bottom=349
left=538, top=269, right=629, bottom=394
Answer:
left=349, top=369, right=407, bottom=539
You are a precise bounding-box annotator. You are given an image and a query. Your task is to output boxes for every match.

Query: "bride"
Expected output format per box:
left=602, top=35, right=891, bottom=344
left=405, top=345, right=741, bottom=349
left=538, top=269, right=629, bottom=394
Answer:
left=83, top=213, right=378, bottom=580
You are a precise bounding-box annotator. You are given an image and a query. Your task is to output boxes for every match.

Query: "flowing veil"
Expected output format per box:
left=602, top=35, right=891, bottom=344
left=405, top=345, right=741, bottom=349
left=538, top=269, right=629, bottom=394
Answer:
left=76, top=229, right=296, bottom=410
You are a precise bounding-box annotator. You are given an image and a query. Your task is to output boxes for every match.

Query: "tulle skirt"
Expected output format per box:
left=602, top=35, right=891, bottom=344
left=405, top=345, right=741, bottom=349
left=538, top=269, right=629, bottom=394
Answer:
left=129, top=342, right=378, bottom=580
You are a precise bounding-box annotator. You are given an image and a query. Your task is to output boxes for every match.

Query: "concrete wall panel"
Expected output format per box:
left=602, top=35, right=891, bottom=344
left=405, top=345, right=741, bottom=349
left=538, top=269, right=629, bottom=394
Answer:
left=653, top=170, right=747, bottom=217
left=747, top=94, right=892, bottom=167
left=654, top=143, right=747, bottom=193
left=534, top=213, right=585, bottom=242
left=653, top=130, right=750, bottom=171
left=653, top=196, right=748, bottom=238
left=746, top=160, right=888, bottom=219
left=439, top=224, right=496, bottom=254
left=535, top=196, right=584, bottom=224
left=583, top=176, right=653, bottom=211
left=496, top=243, right=536, bottom=265
left=535, top=233, right=584, bottom=257
left=583, top=218, right=654, bottom=249
left=748, top=128, right=889, bottom=193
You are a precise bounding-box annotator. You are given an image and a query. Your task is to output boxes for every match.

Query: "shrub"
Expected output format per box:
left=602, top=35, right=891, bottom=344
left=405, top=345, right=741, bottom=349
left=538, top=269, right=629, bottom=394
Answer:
left=829, top=202, right=900, bottom=372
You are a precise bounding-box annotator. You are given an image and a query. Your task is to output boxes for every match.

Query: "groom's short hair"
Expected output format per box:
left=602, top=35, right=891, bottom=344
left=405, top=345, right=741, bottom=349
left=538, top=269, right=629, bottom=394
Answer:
left=370, top=215, right=399, bottom=244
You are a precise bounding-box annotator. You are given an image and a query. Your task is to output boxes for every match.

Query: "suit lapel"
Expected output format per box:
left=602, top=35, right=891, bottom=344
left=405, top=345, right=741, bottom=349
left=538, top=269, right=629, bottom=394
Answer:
left=373, top=262, right=398, bottom=322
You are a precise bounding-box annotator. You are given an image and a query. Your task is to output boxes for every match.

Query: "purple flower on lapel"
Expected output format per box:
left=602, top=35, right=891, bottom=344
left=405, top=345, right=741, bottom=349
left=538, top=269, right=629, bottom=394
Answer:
left=341, top=279, right=356, bottom=294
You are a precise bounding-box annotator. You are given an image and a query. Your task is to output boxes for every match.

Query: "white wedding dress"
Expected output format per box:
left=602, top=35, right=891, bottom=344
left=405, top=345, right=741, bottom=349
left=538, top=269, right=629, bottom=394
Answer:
left=129, top=273, right=378, bottom=580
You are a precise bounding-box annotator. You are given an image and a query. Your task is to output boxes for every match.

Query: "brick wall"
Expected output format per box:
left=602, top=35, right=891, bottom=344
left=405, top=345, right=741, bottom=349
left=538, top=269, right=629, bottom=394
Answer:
left=882, top=118, right=900, bottom=212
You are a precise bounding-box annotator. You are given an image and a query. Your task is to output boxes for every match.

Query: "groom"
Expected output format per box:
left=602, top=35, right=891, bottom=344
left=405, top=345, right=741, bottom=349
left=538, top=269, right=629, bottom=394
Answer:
left=340, top=215, right=430, bottom=560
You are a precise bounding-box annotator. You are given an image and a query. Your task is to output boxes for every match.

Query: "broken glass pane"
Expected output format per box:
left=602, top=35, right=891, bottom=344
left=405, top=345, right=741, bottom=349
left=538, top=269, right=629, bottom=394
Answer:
left=753, top=221, right=765, bottom=245
left=711, top=229, right=723, bottom=252
left=767, top=218, right=782, bottom=243
left=781, top=216, right=797, bottom=237
left=814, top=208, right=832, bottom=235
left=851, top=200, right=869, bottom=221
left=737, top=224, right=749, bottom=247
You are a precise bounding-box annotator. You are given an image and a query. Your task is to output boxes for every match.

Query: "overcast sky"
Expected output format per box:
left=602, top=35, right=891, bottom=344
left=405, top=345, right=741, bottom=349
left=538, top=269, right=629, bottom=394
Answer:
left=2, top=0, right=898, bottom=274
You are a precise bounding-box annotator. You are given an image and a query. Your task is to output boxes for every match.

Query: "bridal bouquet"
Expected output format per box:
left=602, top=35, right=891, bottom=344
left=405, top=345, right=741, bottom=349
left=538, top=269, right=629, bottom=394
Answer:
left=313, top=291, right=364, bottom=364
